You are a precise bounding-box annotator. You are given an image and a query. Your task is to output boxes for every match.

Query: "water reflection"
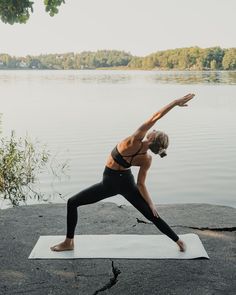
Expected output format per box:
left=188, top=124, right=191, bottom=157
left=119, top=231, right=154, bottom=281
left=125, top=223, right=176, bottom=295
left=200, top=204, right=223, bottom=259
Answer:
left=0, top=70, right=235, bottom=85
left=147, top=71, right=236, bottom=85
left=0, top=71, right=132, bottom=85
left=78, top=72, right=132, bottom=84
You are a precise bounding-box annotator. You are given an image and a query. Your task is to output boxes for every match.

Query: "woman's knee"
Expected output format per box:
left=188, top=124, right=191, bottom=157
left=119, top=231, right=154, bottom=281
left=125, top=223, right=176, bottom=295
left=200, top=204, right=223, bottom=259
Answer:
left=67, top=195, right=79, bottom=209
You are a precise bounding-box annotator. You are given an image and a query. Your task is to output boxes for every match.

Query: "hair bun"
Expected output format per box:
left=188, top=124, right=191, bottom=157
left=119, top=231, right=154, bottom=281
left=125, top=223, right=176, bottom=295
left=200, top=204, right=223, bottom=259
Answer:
left=149, top=131, right=169, bottom=155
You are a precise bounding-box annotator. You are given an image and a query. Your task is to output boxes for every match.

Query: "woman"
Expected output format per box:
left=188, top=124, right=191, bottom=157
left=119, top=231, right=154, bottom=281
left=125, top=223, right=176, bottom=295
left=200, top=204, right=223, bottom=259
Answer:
left=51, top=93, right=195, bottom=252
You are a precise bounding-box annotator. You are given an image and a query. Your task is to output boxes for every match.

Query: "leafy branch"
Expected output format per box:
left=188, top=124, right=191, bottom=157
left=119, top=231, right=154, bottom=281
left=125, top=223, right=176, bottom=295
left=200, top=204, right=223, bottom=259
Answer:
left=0, top=130, right=69, bottom=206
left=0, top=0, right=65, bottom=25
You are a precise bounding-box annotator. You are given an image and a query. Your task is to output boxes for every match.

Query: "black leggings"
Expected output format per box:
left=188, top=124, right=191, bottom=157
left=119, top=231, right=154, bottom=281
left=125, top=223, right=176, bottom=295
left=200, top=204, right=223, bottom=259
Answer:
left=66, top=166, right=179, bottom=242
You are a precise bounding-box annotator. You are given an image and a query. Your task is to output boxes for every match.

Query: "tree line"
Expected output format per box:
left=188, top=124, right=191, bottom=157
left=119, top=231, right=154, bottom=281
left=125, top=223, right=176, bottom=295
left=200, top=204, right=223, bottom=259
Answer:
left=0, top=47, right=235, bottom=70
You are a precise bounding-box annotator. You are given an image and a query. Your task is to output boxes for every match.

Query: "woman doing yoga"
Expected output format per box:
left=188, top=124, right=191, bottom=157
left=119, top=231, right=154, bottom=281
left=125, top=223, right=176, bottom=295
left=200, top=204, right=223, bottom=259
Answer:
left=51, top=93, right=195, bottom=252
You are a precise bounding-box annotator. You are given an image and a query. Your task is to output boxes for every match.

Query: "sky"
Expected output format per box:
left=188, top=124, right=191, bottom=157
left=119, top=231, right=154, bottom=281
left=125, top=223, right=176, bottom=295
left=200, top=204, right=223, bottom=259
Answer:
left=0, top=0, right=235, bottom=57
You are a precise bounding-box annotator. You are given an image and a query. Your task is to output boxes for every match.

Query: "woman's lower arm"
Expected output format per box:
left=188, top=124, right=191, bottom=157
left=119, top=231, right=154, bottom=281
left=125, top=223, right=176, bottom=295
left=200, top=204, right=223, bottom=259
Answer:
left=147, top=93, right=195, bottom=127
left=137, top=185, right=179, bottom=242
left=151, top=100, right=177, bottom=122
left=137, top=183, right=154, bottom=206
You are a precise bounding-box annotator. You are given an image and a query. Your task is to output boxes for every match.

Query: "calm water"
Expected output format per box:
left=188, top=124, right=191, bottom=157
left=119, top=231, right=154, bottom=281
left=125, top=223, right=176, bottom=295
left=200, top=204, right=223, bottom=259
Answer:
left=0, top=70, right=236, bottom=208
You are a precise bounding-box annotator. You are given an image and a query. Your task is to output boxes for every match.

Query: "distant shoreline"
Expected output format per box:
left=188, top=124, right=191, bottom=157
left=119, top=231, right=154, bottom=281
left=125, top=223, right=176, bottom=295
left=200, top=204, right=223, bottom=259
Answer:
left=0, top=68, right=235, bottom=72
left=1, top=47, right=235, bottom=70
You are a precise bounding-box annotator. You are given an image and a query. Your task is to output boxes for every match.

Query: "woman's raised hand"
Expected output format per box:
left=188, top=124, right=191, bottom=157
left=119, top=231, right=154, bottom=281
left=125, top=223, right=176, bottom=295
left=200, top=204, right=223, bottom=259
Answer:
left=175, top=93, right=195, bottom=107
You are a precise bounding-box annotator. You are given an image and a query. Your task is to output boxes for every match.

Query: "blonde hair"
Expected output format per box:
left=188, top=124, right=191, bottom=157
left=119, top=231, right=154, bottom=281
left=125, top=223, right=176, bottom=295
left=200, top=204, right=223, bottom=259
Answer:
left=149, top=131, right=169, bottom=155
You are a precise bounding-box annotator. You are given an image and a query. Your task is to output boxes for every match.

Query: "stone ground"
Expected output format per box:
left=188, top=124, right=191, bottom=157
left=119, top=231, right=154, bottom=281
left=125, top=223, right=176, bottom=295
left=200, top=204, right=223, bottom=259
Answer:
left=0, top=202, right=235, bottom=295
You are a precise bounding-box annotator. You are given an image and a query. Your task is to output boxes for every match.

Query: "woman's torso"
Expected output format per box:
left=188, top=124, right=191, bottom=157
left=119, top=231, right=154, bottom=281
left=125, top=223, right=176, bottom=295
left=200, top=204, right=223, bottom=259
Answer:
left=105, top=136, right=150, bottom=170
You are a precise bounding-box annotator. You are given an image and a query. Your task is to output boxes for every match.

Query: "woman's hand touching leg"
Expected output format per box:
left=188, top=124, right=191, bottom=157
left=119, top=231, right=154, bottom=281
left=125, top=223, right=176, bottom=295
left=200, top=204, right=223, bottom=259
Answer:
left=149, top=202, right=159, bottom=218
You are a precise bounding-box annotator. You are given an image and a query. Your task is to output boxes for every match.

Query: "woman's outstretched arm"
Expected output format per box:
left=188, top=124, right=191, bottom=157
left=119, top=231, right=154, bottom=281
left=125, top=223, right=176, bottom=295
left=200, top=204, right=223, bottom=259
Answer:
left=132, top=93, right=195, bottom=140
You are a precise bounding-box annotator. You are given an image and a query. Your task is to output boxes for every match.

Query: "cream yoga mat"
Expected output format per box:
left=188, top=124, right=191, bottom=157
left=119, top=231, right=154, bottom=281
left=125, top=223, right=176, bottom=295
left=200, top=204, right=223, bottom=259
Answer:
left=28, top=233, right=209, bottom=260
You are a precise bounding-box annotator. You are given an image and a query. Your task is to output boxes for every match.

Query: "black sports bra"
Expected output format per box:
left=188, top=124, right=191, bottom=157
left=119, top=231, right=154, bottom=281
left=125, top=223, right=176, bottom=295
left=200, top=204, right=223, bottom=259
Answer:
left=111, top=142, right=146, bottom=168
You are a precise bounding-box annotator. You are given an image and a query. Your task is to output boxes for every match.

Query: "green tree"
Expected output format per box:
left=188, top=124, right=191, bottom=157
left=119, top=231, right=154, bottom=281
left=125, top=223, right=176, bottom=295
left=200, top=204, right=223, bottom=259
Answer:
left=142, top=55, right=155, bottom=69
left=127, top=57, right=142, bottom=69
left=222, top=48, right=236, bottom=70
left=0, top=53, right=10, bottom=67
left=210, top=60, right=217, bottom=70
left=0, top=0, right=65, bottom=25
left=202, top=47, right=224, bottom=70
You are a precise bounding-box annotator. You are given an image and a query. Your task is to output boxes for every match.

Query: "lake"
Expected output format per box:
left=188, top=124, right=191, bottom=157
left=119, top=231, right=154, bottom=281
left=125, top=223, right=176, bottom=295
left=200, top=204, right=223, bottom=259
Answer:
left=0, top=70, right=236, bottom=209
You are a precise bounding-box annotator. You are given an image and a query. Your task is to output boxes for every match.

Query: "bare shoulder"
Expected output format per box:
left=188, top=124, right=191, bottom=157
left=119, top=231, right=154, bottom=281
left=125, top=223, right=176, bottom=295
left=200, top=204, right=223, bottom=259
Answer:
left=131, top=129, right=146, bottom=142
left=118, top=135, right=141, bottom=149
left=121, top=130, right=144, bottom=144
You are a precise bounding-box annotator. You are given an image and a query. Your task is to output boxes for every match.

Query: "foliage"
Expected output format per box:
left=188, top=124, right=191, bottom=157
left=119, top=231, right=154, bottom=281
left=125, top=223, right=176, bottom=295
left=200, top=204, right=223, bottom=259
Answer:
left=0, top=47, right=235, bottom=70
left=0, top=131, right=68, bottom=206
left=222, top=48, right=236, bottom=70
left=128, top=46, right=231, bottom=70
left=0, top=0, right=65, bottom=24
left=0, top=50, right=133, bottom=70
left=0, top=0, right=33, bottom=24
left=44, top=0, right=65, bottom=17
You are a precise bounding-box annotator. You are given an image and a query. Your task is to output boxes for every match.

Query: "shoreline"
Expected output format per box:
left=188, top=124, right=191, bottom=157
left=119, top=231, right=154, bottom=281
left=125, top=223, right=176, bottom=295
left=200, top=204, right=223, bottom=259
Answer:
left=1, top=200, right=236, bottom=210
left=0, top=68, right=236, bottom=72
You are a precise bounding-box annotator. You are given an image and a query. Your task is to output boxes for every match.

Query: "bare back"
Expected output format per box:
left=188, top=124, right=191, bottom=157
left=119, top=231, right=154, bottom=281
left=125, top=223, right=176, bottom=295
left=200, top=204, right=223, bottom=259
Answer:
left=106, top=135, right=151, bottom=171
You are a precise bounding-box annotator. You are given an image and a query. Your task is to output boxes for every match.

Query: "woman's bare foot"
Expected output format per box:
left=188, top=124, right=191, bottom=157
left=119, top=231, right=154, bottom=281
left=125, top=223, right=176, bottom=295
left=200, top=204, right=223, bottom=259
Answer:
left=176, top=239, right=186, bottom=252
left=50, top=238, right=74, bottom=252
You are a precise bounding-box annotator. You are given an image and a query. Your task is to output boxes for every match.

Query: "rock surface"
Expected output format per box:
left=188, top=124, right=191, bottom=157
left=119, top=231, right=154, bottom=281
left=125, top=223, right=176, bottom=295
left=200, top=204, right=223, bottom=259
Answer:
left=0, top=202, right=235, bottom=295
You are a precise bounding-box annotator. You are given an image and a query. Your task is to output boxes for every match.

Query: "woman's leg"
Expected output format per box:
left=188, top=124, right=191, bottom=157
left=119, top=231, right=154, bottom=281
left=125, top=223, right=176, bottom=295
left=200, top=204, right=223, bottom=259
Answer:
left=66, top=181, right=115, bottom=239
left=123, top=186, right=179, bottom=242
left=51, top=180, right=115, bottom=251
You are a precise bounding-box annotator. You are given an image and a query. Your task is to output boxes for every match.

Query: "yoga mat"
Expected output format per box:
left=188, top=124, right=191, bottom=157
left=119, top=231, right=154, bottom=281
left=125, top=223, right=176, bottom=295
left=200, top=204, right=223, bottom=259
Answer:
left=28, top=233, right=209, bottom=260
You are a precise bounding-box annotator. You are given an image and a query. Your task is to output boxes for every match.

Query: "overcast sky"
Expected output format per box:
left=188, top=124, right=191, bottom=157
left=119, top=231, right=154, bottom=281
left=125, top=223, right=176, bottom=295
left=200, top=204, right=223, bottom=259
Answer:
left=0, top=0, right=235, bottom=56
